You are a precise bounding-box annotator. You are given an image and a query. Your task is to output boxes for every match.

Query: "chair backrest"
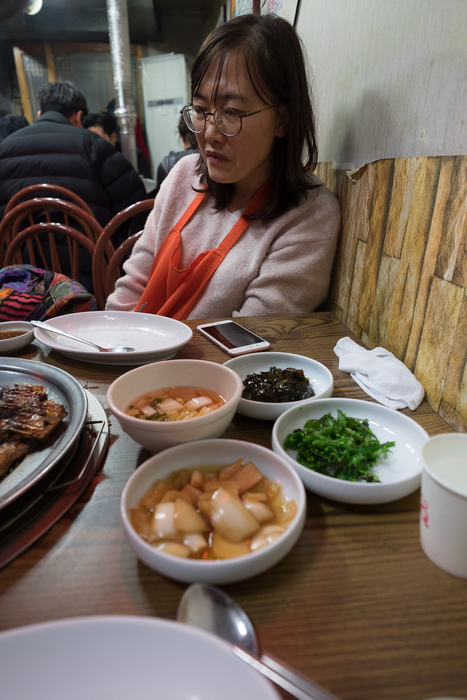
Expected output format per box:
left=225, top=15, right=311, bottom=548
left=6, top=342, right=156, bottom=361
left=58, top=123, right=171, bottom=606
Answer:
left=0, top=197, right=103, bottom=267
left=4, top=222, right=96, bottom=284
left=92, top=199, right=154, bottom=310
left=4, top=184, right=97, bottom=218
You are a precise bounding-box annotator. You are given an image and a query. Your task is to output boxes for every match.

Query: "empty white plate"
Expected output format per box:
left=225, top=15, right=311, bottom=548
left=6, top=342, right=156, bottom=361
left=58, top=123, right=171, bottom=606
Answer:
left=0, top=616, right=280, bottom=700
left=33, top=311, right=193, bottom=365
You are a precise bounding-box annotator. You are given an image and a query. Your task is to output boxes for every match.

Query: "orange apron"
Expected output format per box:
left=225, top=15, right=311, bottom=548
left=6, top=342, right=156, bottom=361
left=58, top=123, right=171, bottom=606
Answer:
left=135, top=181, right=271, bottom=320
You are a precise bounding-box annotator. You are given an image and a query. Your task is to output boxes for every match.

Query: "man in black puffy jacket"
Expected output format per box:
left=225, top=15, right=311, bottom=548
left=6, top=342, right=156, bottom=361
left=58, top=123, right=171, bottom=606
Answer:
left=0, top=81, right=147, bottom=290
left=0, top=81, right=147, bottom=225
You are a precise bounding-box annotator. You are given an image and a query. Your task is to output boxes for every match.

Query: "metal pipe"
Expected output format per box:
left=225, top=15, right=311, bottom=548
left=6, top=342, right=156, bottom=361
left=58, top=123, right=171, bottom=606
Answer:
left=106, top=0, right=138, bottom=171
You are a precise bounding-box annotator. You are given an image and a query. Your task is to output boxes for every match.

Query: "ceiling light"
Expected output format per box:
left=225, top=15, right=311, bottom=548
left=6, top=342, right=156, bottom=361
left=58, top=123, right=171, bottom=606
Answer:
left=23, top=0, right=43, bottom=16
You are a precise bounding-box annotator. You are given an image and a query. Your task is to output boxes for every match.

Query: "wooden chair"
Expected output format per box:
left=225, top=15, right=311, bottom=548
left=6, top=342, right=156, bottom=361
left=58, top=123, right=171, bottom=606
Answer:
left=4, top=183, right=97, bottom=218
left=0, top=197, right=103, bottom=268
left=4, top=222, right=96, bottom=284
left=92, top=199, right=154, bottom=310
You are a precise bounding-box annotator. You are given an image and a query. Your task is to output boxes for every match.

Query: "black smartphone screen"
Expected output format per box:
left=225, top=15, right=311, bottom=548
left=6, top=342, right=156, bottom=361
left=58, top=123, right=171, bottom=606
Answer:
left=201, top=323, right=266, bottom=349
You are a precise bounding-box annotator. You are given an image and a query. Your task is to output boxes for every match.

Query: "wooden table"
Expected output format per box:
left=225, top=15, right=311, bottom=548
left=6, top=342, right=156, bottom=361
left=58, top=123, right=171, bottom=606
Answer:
left=0, top=312, right=465, bottom=700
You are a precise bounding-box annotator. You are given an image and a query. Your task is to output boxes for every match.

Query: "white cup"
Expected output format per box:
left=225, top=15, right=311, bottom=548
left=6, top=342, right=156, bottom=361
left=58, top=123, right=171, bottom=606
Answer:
left=420, top=433, right=467, bottom=578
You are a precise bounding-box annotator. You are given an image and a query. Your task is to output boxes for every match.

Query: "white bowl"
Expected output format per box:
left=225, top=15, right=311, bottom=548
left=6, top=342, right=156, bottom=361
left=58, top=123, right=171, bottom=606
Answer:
left=107, top=359, right=243, bottom=453
left=223, top=352, right=333, bottom=420
left=272, top=397, right=429, bottom=505
left=0, top=616, right=281, bottom=700
left=0, top=321, right=34, bottom=352
left=121, top=439, right=306, bottom=584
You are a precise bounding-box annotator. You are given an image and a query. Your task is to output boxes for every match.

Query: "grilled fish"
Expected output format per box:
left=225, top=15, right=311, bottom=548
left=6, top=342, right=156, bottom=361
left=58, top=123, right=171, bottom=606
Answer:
left=0, top=384, right=67, bottom=478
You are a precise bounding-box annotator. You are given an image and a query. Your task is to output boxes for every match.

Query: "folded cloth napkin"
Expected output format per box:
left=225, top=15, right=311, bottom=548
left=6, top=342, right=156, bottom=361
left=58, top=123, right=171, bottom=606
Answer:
left=334, top=337, right=425, bottom=410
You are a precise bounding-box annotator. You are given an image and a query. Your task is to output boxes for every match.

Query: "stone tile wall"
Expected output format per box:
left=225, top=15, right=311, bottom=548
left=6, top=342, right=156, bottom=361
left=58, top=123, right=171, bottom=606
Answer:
left=316, top=156, right=467, bottom=432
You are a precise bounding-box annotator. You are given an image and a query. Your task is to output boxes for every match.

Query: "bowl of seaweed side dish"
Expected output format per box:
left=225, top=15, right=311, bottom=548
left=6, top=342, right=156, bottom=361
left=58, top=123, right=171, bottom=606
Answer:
left=271, top=397, right=429, bottom=504
left=0, top=322, right=34, bottom=353
left=223, top=352, right=333, bottom=420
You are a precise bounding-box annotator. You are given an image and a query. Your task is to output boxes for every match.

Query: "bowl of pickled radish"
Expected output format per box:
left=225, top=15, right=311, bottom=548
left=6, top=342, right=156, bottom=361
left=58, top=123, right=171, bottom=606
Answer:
left=107, top=359, right=243, bottom=453
left=120, top=439, right=306, bottom=584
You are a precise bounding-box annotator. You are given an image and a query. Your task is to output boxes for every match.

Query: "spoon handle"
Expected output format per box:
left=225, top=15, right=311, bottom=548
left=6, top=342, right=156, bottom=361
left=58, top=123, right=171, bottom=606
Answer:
left=30, top=320, right=101, bottom=351
left=260, top=651, right=340, bottom=700
left=232, top=647, right=340, bottom=700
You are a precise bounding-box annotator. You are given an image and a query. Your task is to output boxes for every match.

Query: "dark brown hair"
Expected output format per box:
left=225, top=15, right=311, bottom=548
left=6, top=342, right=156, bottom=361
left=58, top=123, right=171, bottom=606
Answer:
left=37, top=81, right=88, bottom=121
left=191, top=13, right=319, bottom=221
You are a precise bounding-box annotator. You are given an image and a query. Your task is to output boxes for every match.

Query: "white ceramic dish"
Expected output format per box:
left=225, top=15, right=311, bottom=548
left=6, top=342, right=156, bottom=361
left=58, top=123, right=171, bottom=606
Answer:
left=121, top=439, right=306, bottom=584
left=223, top=352, right=333, bottom=420
left=0, top=616, right=280, bottom=700
left=272, top=397, right=429, bottom=505
left=107, top=359, right=243, bottom=453
left=0, top=321, right=34, bottom=352
left=33, top=311, right=193, bottom=365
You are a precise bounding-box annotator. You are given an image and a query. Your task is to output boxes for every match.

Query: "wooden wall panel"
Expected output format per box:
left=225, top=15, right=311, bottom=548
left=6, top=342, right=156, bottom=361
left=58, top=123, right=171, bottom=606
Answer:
left=316, top=155, right=467, bottom=432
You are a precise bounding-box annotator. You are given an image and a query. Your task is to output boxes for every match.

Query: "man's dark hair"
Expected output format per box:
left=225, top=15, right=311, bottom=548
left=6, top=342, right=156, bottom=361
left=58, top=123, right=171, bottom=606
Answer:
left=83, top=111, right=117, bottom=137
left=37, top=81, right=88, bottom=121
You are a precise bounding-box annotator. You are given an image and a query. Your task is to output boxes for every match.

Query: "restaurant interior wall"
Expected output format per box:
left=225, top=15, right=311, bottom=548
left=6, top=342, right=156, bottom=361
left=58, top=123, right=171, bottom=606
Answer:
left=279, top=0, right=467, bottom=432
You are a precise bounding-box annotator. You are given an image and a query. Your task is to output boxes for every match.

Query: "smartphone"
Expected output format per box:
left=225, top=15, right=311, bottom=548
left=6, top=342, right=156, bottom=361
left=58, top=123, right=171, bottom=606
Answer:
left=197, top=320, right=271, bottom=356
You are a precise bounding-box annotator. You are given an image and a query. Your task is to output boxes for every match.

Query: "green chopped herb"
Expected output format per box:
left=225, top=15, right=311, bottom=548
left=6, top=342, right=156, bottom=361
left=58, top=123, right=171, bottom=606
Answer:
left=283, top=409, right=395, bottom=482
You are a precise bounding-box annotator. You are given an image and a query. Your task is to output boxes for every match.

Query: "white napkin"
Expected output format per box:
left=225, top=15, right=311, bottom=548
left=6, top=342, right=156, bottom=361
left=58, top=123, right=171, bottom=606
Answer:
left=333, top=337, right=425, bottom=410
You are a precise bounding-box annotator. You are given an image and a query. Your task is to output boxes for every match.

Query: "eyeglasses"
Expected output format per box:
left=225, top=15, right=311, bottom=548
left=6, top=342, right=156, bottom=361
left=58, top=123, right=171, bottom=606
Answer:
left=180, top=103, right=283, bottom=137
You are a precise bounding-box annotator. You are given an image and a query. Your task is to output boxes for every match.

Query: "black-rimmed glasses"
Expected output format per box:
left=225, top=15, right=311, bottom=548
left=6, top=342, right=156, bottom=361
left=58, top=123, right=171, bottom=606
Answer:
left=180, top=103, right=283, bottom=137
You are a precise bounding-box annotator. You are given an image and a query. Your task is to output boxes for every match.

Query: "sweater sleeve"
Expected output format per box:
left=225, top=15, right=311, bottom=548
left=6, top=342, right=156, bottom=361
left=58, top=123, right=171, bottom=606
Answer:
left=105, top=202, right=160, bottom=311
left=232, top=187, right=341, bottom=317
left=105, top=155, right=198, bottom=311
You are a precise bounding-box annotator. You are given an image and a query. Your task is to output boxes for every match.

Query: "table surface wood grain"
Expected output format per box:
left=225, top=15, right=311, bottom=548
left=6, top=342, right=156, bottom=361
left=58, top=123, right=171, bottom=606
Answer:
left=0, top=312, right=465, bottom=700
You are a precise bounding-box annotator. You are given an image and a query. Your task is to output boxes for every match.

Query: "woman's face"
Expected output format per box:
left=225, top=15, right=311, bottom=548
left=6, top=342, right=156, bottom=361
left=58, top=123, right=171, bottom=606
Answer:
left=194, top=55, right=288, bottom=205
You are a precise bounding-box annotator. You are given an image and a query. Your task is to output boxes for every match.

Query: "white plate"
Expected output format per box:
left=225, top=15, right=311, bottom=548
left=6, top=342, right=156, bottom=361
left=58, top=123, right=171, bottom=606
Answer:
left=0, top=616, right=281, bottom=700
left=272, top=398, right=429, bottom=504
left=33, top=311, right=193, bottom=365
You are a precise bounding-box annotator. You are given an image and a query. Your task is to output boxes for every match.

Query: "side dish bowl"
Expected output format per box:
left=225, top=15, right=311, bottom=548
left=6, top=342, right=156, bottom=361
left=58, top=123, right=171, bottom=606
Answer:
left=223, top=352, right=333, bottom=420
left=0, top=321, right=34, bottom=353
left=121, top=439, right=306, bottom=584
left=107, top=359, right=243, bottom=453
left=272, top=397, right=429, bottom=504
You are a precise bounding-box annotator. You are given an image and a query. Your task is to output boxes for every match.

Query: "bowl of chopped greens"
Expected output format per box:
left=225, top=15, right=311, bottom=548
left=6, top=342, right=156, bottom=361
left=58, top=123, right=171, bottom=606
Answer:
left=223, top=352, right=333, bottom=421
left=271, top=398, right=429, bottom=504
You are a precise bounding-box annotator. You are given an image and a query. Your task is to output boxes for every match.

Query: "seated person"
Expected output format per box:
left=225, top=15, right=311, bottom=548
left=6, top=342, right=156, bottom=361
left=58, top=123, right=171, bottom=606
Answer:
left=106, top=13, right=340, bottom=321
left=154, top=115, right=198, bottom=192
left=83, top=110, right=152, bottom=179
left=0, top=82, right=146, bottom=227
left=0, top=113, right=29, bottom=144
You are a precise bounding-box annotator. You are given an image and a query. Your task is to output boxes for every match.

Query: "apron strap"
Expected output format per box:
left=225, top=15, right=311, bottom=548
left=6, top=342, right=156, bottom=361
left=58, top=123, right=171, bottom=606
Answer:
left=136, top=180, right=271, bottom=319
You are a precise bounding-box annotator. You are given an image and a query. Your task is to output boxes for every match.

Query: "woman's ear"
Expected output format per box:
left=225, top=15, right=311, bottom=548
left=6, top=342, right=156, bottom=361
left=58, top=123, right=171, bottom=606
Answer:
left=275, top=104, right=289, bottom=138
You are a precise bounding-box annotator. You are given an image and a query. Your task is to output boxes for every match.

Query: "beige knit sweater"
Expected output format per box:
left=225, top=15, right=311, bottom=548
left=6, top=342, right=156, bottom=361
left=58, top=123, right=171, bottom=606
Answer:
left=106, top=154, right=341, bottom=319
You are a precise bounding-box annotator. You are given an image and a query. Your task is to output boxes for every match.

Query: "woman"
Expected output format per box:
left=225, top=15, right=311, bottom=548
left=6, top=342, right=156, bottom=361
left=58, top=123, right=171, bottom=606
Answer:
left=106, top=13, right=340, bottom=320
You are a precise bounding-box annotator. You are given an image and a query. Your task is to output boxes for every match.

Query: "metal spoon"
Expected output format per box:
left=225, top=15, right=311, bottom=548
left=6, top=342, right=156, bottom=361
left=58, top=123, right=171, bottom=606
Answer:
left=177, top=583, right=341, bottom=700
left=31, top=320, right=135, bottom=353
